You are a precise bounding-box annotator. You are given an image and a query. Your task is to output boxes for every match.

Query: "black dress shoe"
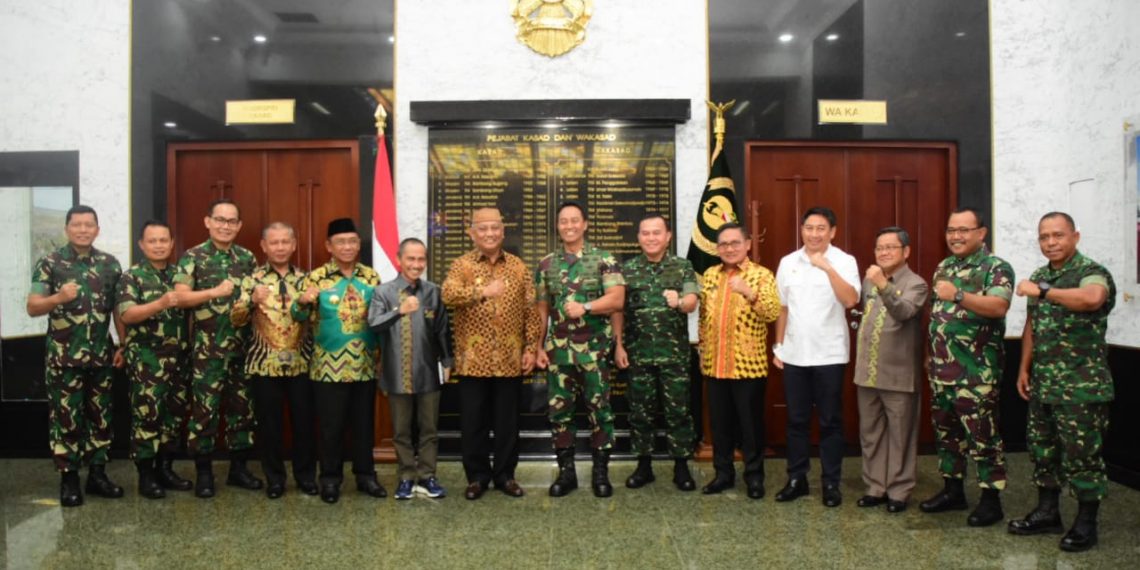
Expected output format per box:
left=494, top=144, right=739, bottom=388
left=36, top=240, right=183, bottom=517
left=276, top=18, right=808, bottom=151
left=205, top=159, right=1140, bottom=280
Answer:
left=266, top=483, right=285, bottom=499
left=226, top=465, right=264, bottom=491
left=321, top=483, right=340, bottom=504
left=887, top=499, right=908, bottom=513
left=298, top=480, right=319, bottom=496
left=967, top=489, right=1004, bottom=527
left=822, top=483, right=842, bottom=507
left=857, top=495, right=887, bottom=508
left=746, top=480, right=765, bottom=500
left=356, top=476, right=387, bottom=498
left=465, top=481, right=487, bottom=500
left=86, top=465, right=125, bottom=499
left=701, top=477, right=734, bottom=495
left=774, top=477, right=809, bottom=502
left=673, top=460, right=696, bottom=492
left=195, top=471, right=216, bottom=499
left=60, top=471, right=83, bottom=507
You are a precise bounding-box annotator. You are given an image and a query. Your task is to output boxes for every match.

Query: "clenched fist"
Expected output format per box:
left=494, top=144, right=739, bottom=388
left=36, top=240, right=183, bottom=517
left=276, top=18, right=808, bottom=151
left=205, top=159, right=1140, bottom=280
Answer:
left=212, top=279, right=235, bottom=299
left=57, top=282, right=80, bottom=303
left=482, top=279, right=505, bottom=299
left=399, top=295, right=420, bottom=315
left=663, top=289, right=680, bottom=308
left=252, top=285, right=270, bottom=305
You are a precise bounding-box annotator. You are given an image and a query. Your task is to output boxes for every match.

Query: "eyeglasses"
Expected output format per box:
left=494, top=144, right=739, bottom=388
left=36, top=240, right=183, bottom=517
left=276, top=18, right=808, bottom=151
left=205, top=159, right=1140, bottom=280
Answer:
left=210, top=216, right=241, bottom=227
left=330, top=237, right=360, bottom=247
left=716, top=239, right=746, bottom=250
left=874, top=245, right=903, bottom=253
left=945, top=226, right=979, bottom=236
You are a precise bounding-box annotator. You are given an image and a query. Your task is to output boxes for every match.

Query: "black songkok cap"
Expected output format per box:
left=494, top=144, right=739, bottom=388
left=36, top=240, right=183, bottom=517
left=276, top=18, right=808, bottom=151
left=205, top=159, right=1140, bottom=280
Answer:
left=327, top=217, right=357, bottom=238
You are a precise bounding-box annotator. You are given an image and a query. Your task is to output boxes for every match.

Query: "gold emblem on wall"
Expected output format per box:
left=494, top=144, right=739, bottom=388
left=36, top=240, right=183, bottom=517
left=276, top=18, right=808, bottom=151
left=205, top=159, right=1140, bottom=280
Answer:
left=511, top=0, right=593, bottom=57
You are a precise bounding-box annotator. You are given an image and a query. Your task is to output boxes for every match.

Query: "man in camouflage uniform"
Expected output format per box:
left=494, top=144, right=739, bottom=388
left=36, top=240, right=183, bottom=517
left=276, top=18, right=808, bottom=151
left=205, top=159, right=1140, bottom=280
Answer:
left=1008, top=212, right=1116, bottom=552
left=921, top=207, right=1014, bottom=527
left=231, top=222, right=317, bottom=499
left=117, top=220, right=193, bottom=498
left=612, top=214, right=699, bottom=492
left=535, top=201, right=625, bottom=498
left=174, top=198, right=262, bottom=498
left=26, top=205, right=125, bottom=507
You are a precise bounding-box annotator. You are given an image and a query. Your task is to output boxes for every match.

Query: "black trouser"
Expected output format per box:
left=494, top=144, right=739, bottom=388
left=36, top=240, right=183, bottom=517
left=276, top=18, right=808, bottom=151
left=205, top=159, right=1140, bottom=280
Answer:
left=706, top=376, right=766, bottom=485
left=458, top=376, right=521, bottom=486
left=252, top=374, right=316, bottom=486
left=313, top=381, right=376, bottom=485
left=783, top=363, right=845, bottom=484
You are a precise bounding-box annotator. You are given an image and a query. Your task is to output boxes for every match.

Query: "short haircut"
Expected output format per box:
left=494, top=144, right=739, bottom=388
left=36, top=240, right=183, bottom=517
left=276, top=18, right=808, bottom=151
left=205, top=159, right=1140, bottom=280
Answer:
left=1039, top=211, right=1076, bottom=231
left=207, top=197, right=240, bottom=219
left=716, top=222, right=750, bottom=241
left=638, top=213, right=670, bottom=231
left=801, top=206, right=837, bottom=227
left=398, top=237, right=426, bottom=256
left=66, top=205, right=98, bottom=226
left=876, top=226, right=911, bottom=247
left=137, top=219, right=171, bottom=239
left=262, top=221, right=296, bottom=239
left=951, top=206, right=986, bottom=228
left=556, top=200, right=587, bottom=221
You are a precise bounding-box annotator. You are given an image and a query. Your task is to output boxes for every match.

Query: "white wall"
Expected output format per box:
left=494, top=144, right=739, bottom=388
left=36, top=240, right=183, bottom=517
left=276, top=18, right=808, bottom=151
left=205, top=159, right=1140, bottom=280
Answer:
left=992, top=0, right=1140, bottom=346
left=394, top=0, right=709, bottom=253
left=0, top=1, right=131, bottom=263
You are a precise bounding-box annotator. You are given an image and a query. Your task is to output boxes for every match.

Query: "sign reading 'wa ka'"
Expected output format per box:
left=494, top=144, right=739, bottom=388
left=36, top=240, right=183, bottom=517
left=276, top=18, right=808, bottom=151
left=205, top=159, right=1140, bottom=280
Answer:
left=511, top=0, right=594, bottom=57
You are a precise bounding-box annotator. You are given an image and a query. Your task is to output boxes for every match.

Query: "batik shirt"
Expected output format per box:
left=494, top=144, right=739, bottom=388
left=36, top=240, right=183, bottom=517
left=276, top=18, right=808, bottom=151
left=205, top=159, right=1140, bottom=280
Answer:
left=232, top=263, right=310, bottom=377
left=291, top=262, right=379, bottom=383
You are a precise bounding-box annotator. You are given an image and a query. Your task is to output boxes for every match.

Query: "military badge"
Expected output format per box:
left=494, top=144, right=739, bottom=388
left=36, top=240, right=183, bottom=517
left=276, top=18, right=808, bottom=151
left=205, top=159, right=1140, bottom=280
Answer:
left=511, top=0, right=593, bottom=57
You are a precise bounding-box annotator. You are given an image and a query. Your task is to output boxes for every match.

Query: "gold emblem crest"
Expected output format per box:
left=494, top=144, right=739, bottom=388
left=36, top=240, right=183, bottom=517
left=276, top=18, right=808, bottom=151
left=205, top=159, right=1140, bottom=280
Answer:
left=511, top=0, right=593, bottom=57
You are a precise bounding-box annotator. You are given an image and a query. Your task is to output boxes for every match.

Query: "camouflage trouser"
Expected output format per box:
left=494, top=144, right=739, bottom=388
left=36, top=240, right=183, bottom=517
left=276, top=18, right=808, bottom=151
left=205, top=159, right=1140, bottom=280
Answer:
left=187, top=354, right=254, bottom=456
left=628, top=361, right=695, bottom=458
left=126, top=348, right=189, bottom=460
left=45, top=366, right=113, bottom=472
left=930, top=382, right=1007, bottom=490
left=1028, top=400, right=1110, bottom=502
left=548, top=359, right=614, bottom=450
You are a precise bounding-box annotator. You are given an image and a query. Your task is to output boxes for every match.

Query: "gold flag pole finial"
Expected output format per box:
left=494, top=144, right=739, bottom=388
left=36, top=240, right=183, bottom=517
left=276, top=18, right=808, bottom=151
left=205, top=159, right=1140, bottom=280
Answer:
left=375, top=104, right=388, bottom=136
left=706, top=100, right=735, bottom=165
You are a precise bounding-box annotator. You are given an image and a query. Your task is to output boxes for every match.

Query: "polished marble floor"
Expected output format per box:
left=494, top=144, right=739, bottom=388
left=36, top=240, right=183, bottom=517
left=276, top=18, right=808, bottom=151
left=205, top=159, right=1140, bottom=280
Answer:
left=1, top=453, right=1137, bottom=569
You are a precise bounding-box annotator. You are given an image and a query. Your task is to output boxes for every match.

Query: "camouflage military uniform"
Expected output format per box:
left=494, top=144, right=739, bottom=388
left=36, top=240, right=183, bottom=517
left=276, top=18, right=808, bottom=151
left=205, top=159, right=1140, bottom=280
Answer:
left=928, top=246, right=1014, bottom=490
left=1026, top=252, right=1115, bottom=501
left=174, top=240, right=257, bottom=456
left=536, top=242, right=624, bottom=450
left=621, top=253, right=699, bottom=458
left=30, top=245, right=122, bottom=472
left=117, top=261, right=189, bottom=460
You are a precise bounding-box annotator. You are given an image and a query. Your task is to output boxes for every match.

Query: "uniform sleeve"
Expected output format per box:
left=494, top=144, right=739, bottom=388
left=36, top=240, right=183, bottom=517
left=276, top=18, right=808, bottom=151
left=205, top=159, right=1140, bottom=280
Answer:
left=600, top=253, right=624, bottom=289
left=29, top=255, right=53, bottom=296
left=680, top=259, right=700, bottom=296
left=173, top=253, right=195, bottom=288
left=116, top=272, right=139, bottom=316
left=985, top=259, right=1015, bottom=301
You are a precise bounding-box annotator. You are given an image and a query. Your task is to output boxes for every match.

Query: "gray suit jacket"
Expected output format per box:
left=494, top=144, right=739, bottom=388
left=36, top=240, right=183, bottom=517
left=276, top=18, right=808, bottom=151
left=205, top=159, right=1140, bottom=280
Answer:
left=853, top=265, right=929, bottom=393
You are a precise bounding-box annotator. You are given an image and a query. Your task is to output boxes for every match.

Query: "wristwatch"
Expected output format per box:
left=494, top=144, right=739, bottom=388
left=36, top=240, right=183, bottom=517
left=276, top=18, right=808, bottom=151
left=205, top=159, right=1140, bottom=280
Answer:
left=953, top=290, right=965, bottom=303
left=583, top=301, right=593, bottom=314
left=1037, top=281, right=1052, bottom=300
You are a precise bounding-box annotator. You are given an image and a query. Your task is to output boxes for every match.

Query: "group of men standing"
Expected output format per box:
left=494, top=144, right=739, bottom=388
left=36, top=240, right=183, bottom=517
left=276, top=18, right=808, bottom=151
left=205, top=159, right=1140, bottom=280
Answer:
left=27, top=198, right=1117, bottom=551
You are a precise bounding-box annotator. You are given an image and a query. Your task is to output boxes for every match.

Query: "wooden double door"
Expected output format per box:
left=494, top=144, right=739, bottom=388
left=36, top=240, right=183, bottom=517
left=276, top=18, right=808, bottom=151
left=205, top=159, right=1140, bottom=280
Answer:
left=744, top=141, right=957, bottom=448
left=166, top=140, right=360, bottom=266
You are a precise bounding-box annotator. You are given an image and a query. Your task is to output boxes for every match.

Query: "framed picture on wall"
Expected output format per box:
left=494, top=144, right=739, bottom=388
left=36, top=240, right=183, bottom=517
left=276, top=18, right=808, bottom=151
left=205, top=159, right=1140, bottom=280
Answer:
left=0, top=151, right=79, bottom=401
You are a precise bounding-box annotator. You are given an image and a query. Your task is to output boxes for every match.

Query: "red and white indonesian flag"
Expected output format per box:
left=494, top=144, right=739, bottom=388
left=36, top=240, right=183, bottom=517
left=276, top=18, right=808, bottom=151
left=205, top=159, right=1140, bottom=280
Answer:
left=372, top=135, right=400, bottom=281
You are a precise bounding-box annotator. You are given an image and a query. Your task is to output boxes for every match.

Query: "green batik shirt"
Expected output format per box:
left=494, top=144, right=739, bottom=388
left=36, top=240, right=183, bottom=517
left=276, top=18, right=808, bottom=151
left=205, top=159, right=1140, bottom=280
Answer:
left=1027, top=251, right=1116, bottom=404
left=30, top=245, right=122, bottom=369
left=231, top=263, right=311, bottom=377
left=535, top=242, right=625, bottom=366
left=928, top=246, right=1014, bottom=386
left=291, top=262, right=379, bottom=383
left=174, top=240, right=256, bottom=359
left=621, top=254, right=700, bottom=366
left=116, top=261, right=187, bottom=357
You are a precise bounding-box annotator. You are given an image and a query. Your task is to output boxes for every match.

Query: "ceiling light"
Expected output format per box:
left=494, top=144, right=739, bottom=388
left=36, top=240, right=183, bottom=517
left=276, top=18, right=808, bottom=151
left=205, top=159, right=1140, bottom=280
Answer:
left=209, top=36, right=221, bottom=42
left=955, top=31, right=966, bottom=38
left=778, top=33, right=794, bottom=43
left=825, top=34, right=839, bottom=41
left=163, top=121, right=177, bottom=128
left=253, top=34, right=268, bottom=43
left=387, top=35, right=395, bottom=43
